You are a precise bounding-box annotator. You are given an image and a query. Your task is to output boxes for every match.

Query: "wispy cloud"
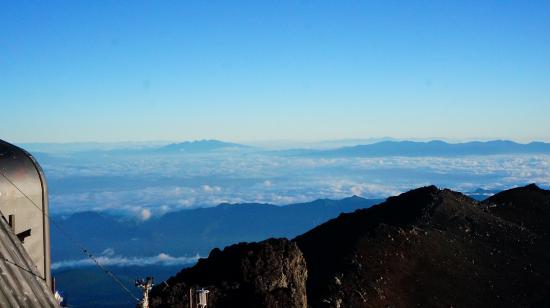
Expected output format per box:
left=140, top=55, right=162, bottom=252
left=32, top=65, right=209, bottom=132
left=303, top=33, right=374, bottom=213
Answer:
left=202, top=185, right=221, bottom=193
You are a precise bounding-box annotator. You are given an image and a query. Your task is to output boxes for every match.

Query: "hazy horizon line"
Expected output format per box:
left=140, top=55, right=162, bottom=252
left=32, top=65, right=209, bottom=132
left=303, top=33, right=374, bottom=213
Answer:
left=13, top=136, right=550, bottom=146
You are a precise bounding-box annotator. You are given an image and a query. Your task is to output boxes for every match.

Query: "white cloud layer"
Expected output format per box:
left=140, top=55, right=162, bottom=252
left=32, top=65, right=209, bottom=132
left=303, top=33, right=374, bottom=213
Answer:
left=44, top=152, right=550, bottom=215
left=51, top=253, right=200, bottom=270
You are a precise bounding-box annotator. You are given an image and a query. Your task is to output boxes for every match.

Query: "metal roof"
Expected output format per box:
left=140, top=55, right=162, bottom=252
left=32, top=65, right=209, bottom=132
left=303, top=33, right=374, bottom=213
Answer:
left=0, top=210, right=58, bottom=307
left=0, top=139, right=51, bottom=287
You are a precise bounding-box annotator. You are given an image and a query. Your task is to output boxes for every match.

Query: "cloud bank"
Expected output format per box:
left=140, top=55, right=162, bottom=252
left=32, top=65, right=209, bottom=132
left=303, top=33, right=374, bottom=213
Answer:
left=43, top=152, right=550, bottom=215
left=51, top=253, right=201, bottom=270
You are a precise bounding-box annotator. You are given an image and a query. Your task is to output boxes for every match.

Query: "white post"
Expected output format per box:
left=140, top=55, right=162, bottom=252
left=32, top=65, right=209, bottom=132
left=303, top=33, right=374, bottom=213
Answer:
left=197, top=288, right=209, bottom=308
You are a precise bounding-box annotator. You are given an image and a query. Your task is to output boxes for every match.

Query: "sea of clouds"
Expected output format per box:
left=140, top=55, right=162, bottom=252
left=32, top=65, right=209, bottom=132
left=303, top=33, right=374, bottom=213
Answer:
left=39, top=150, right=550, bottom=219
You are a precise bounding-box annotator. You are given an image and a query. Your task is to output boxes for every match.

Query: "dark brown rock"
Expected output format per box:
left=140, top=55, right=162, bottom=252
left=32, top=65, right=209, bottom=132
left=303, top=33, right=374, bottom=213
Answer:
left=149, top=238, right=307, bottom=308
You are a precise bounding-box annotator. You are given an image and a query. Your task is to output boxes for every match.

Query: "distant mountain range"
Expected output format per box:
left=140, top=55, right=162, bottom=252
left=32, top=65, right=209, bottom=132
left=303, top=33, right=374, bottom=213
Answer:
left=290, top=140, right=550, bottom=157
left=23, top=139, right=550, bottom=157
left=151, top=184, right=550, bottom=307
left=156, top=139, right=550, bottom=156
left=51, top=196, right=381, bottom=261
left=50, top=188, right=510, bottom=262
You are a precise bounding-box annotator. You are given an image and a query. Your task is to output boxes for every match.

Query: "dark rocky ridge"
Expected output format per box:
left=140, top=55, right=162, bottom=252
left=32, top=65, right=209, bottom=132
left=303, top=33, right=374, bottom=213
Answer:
left=150, top=184, right=550, bottom=307
left=484, top=183, right=550, bottom=238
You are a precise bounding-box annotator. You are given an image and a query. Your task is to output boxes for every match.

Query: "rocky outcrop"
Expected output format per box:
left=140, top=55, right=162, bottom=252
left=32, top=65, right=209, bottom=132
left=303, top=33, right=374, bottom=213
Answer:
left=149, top=238, right=307, bottom=308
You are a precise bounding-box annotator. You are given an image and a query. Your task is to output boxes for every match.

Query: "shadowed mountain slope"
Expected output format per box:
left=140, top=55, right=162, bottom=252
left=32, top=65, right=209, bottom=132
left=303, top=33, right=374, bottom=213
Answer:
left=295, top=185, right=550, bottom=307
left=151, top=184, right=550, bottom=307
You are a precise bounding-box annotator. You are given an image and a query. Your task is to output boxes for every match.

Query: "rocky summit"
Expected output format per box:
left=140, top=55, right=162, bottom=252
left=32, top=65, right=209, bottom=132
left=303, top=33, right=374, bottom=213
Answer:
left=150, top=184, right=550, bottom=307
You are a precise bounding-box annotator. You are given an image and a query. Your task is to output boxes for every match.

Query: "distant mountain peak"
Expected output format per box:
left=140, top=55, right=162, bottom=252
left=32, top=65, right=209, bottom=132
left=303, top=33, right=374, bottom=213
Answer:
left=158, top=139, right=248, bottom=153
left=345, top=195, right=366, bottom=201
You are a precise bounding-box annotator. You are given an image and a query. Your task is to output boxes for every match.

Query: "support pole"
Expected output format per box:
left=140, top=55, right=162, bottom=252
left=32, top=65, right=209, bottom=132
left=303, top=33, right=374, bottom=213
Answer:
left=135, top=277, right=154, bottom=308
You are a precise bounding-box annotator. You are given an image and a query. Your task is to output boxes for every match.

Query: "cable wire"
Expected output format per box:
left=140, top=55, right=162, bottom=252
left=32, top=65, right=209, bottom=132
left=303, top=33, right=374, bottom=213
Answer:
left=0, top=170, right=140, bottom=302
left=0, top=254, right=41, bottom=276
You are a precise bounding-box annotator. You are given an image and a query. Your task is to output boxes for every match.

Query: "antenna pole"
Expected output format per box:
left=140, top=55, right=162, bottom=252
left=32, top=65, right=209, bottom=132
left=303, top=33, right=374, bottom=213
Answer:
left=136, top=277, right=154, bottom=308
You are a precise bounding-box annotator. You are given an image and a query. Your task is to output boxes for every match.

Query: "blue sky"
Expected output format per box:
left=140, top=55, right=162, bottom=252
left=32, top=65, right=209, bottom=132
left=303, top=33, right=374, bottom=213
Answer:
left=1, top=1, right=549, bottom=143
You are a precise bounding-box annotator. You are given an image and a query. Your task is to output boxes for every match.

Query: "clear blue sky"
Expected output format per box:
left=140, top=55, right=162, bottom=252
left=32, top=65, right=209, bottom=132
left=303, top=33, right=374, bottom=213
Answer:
left=1, top=1, right=549, bottom=143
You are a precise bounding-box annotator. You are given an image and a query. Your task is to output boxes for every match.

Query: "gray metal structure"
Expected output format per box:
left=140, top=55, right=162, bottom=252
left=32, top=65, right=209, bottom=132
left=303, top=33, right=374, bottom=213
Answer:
left=0, top=139, right=56, bottom=306
left=0, top=208, right=58, bottom=307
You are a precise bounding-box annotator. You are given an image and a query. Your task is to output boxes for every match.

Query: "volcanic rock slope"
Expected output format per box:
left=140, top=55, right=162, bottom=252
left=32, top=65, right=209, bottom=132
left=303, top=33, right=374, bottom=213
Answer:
left=150, top=184, right=550, bottom=307
left=295, top=184, right=550, bottom=307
